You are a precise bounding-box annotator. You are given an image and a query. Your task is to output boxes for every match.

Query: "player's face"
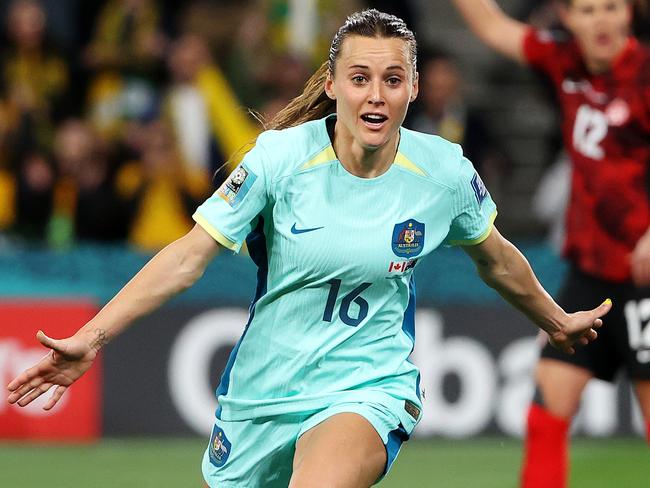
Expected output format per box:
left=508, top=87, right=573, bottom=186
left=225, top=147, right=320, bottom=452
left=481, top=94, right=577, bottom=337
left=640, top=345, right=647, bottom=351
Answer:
left=325, top=35, right=418, bottom=151
left=562, top=0, right=632, bottom=71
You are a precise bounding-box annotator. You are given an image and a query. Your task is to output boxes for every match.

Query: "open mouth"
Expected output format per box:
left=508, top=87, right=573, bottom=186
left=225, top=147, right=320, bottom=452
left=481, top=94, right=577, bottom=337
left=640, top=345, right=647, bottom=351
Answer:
left=361, top=113, right=388, bottom=128
left=595, top=32, right=611, bottom=46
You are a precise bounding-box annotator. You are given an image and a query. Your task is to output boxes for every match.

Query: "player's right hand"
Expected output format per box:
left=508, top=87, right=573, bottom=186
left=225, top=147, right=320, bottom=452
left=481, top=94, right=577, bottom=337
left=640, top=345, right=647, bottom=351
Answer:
left=6, top=330, right=98, bottom=410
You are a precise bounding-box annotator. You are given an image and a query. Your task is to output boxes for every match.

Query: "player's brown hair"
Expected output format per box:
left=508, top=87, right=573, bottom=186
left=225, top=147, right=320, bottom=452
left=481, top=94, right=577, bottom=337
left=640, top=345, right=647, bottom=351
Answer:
left=266, top=9, right=417, bottom=131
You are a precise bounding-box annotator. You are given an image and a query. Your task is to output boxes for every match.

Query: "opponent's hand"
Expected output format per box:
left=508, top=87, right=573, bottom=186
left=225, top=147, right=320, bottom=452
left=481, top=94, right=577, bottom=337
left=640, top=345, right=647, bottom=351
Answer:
left=6, top=330, right=99, bottom=410
left=631, top=231, right=650, bottom=287
left=547, top=299, right=612, bottom=354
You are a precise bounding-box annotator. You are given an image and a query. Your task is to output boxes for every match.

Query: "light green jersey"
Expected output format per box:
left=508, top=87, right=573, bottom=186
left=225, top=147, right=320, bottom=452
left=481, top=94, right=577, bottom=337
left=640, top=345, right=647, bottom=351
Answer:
left=193, top=115, right=497, bottom=433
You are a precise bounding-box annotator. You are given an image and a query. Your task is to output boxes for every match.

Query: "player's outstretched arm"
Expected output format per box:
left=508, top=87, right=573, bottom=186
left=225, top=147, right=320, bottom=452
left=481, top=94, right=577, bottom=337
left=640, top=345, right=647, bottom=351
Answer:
left=451, top=0, right=529, bottom=63
left=7, top=223, right=220, bottom=409
left=462, top=227, right=612, bottom=354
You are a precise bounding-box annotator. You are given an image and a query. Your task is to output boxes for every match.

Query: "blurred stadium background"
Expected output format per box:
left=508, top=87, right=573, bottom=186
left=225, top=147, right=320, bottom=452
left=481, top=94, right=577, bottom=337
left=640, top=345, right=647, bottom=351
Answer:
left=1, top=0, right=648, bottom=486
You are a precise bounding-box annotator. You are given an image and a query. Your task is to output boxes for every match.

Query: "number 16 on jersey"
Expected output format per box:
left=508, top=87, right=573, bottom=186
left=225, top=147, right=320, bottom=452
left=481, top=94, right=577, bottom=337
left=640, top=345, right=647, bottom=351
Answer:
left=322, top=279, right=372, bottom=327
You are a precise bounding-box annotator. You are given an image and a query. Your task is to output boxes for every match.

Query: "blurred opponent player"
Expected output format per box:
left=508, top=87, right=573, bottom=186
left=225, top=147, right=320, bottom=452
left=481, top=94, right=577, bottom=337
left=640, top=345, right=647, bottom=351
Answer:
left=452, top=0, right=650, bottom=486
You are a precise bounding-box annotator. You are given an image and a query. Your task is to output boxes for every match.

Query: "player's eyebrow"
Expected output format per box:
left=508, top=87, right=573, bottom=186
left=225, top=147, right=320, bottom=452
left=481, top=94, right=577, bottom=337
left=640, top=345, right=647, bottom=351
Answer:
left=347, top=64, right=406, bottom=71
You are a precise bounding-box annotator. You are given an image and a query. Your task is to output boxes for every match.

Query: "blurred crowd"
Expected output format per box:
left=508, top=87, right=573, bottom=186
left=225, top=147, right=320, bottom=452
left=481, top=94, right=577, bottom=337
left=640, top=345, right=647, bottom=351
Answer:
left=2, top=0, right=645, bottom=253
left=0, top=0, right=335, bottom=252
left=0, top=0, right=499, bottom=253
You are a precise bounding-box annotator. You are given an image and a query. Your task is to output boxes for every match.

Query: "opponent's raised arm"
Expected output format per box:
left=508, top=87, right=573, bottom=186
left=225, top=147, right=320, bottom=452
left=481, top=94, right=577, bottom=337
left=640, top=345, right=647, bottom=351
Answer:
left=462, top=227, right=612, bottom=353
left=451, top=0, right=529, bottom=63
left=7, top=223, right=220, bottom=409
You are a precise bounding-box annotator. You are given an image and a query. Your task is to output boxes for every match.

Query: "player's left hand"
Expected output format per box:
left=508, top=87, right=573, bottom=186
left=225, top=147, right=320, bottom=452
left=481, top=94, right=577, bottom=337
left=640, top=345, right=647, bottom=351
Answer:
left=631, top=230, right=650, bottom=287
left=548, top=299, right=612, bottom=354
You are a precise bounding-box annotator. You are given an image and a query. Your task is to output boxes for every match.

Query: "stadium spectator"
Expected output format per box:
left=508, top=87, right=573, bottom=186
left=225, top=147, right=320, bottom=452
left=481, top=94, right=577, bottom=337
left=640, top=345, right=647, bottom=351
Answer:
left=1, top=148, right=55, bottom=242
left=51, top=119, right=130, bottom=245
left=7, top=9, right=610, bottom=488
left=452, top=0, right=650, bottom=487
left=83, top=0, right=167, bottom=141
left=255, top=52, right=312, bottom=121
left=228, top=0, right=363, bottom=108
left=0, top=0, right=70, bottom=169
left=163, top=33, right=259, bottom=178
left=407, top=48, right=510, bottom=200
left=114, top=118, right=211, bottom=252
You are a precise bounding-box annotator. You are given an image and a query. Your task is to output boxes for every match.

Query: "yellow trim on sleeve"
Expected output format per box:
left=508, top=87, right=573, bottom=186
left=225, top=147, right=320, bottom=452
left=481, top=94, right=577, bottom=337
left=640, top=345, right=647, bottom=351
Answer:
left=394, top=152, right=429, bottom=177
left=450, top=210, right=498, bottom=246
left=193, top=212, right=239, bottom=251
left=301, top=146, right=337, bottom=170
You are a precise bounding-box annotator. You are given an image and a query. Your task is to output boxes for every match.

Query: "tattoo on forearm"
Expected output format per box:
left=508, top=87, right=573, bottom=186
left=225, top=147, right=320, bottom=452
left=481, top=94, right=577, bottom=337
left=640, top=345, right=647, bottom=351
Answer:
left=90, top=329, right=108, bottom=352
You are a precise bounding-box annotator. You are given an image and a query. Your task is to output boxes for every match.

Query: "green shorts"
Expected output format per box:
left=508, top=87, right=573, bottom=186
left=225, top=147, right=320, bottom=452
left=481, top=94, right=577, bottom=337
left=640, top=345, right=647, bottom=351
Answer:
left=201, top=395, right=413, bottom=487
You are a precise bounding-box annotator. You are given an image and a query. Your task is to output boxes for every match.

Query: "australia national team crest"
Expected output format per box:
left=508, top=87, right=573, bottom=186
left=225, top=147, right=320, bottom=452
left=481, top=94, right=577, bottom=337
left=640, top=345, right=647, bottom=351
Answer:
left=217, top=163, right=257, bottom=208
left=208, top=425, right=232, bottom=468
left=392, top=219, right=425, bottom=257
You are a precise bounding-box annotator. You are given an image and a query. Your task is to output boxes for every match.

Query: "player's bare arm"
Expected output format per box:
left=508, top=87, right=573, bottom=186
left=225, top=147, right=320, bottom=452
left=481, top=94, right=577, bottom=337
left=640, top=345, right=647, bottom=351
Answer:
left=451, top=0, right=529, bottom=62
left=7, top=224, right=220, bottom=410
left=77, top=223, right=220, bottom=344
left=462, top=227, right=611, bottom=354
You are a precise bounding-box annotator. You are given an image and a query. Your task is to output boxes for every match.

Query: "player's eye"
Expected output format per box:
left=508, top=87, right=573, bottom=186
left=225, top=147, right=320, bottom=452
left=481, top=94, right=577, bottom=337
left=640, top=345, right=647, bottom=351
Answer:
left=351, top=75, right=367, bottom=84
left=386, top=76, right=402, bottom=86
left=604, top=1, right=618, bottom=12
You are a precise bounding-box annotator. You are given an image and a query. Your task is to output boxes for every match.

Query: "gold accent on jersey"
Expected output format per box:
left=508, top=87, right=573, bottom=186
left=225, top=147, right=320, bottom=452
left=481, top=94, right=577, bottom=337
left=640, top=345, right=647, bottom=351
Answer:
left=193, top=213, right=239, bottom=251
left=394, top=152, right=429, bottom=177
left=449, top=211, right=498, bottom=246
left=301, top=146, right=337, bottom=169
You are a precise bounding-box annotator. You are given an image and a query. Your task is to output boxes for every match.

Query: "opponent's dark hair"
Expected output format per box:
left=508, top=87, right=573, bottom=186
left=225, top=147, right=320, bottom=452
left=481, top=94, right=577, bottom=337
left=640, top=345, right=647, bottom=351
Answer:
left=267, top=9, right=417, bottom=131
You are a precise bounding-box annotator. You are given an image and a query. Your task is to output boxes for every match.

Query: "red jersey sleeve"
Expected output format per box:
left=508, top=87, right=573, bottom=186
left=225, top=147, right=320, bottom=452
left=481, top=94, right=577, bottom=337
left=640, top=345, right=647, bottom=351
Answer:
left=522, top=28, right=569, bottom=80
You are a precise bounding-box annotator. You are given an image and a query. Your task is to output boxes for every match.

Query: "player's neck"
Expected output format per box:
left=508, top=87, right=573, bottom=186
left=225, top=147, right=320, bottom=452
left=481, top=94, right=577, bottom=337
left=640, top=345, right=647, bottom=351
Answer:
left=585, top=56, right=614, bottom=74
left=583, top=37, right=629, bottom=75
left=332, top=126, right=399, bottom=179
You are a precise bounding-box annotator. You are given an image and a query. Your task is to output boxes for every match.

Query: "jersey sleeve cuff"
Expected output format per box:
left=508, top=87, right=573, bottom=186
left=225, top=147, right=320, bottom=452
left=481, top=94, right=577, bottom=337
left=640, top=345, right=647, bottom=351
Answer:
left=193, top=212, right=240, bottom=252
left=449, top=210, right=498, bottom=246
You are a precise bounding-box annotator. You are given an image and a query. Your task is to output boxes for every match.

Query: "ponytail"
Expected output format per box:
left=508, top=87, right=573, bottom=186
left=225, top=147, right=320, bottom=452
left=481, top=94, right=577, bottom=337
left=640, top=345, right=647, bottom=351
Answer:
left=216, top=62, right=333, bottom=180
left=266, top=62, right=335, bottom=131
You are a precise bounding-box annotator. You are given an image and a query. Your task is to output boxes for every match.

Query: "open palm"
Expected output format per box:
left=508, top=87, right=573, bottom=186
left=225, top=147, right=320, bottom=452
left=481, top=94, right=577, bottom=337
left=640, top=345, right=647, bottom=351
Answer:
left=6, top=331, right=98, bottom=410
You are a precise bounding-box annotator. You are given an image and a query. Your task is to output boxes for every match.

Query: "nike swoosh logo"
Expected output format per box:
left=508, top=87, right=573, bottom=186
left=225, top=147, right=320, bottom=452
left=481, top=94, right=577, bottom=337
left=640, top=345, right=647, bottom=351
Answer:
left=291, top=223, right=324, bottom=235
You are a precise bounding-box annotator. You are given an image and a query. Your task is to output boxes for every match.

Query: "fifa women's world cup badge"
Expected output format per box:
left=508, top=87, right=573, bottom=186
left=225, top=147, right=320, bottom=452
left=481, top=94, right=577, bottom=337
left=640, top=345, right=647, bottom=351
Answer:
left=392, top=219, right=425, bottom=257
left=217, top=163, right=257, bottom=208
left=208, top=425, right=232, bottom=468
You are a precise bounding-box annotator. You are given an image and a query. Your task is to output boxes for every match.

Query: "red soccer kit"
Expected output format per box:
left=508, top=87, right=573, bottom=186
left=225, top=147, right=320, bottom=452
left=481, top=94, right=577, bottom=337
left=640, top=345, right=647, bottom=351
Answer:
left=523, top=29, right=650, bottom=282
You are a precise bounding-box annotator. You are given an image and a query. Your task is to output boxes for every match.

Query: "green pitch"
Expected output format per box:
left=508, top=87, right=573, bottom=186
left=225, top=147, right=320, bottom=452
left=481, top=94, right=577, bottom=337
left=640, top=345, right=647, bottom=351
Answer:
left=0, top=437, right=646, bottom=487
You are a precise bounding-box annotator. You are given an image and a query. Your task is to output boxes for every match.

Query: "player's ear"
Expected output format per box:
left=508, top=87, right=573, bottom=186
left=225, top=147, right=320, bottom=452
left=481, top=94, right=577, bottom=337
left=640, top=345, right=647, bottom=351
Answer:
left=324, top=71, right=336, bottom=100
left=410, top=71, right=419, bottom=102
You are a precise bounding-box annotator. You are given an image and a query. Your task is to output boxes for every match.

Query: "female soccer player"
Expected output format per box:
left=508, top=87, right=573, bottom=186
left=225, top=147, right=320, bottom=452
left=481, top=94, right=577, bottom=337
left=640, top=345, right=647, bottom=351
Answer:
left=7, top=9, right=610, bottom=488
left=451, top=0, right=650, bottom=486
